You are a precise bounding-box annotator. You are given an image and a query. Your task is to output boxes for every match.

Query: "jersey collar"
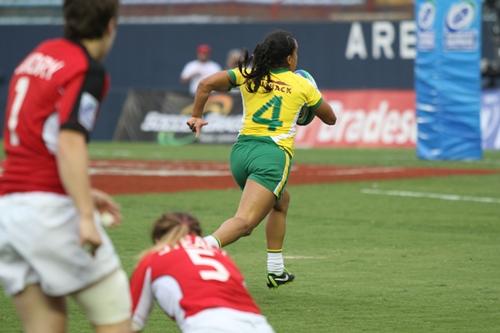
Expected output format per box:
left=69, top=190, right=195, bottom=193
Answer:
left=270, top=67, right=289, bottom=74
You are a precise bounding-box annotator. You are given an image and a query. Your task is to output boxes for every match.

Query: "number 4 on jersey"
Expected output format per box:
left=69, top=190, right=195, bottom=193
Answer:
left=252, top=95, right=283, bottom=131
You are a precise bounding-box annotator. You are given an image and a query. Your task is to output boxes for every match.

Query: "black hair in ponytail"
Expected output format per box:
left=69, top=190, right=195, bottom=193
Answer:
left=238, top=30, right=297, bottom=93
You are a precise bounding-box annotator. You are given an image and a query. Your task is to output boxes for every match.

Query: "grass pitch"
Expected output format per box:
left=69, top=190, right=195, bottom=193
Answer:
left=1, top=143, right=499, bottom=332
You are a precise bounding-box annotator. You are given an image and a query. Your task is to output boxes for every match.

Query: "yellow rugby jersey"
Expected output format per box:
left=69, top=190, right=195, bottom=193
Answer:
left=227, top=67, right=322, bottom=156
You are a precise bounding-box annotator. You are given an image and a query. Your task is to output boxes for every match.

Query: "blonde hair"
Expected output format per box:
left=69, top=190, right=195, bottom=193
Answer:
left=146, top=212, right=203, bottom=254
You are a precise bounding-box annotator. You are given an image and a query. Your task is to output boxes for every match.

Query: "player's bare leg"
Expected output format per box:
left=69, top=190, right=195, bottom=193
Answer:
left=212, top=180, right=275, bottom=247
left=266, top=190, right=290, bottom=250
left=265, top=190, right=295, bottom=288
left=13, top=284, right=66, bottom=333
left=94, top=321, right=131, bottom=333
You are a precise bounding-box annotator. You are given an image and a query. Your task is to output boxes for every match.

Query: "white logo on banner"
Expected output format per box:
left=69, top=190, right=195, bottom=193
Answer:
left=322, top=100, right=416, bottom=145
left=141, top=111, right=242, bottom=133
left=444, top=1, right=477, bottom=51
left=418, top=2, right=436, bottom=30
left=417, top=1, right=436, bottom=51
left=446, top=2, right=475, bottom=31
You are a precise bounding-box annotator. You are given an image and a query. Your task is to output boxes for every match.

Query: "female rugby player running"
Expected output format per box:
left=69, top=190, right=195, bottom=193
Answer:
left=186, top=30, right=336, bottom=288
left=130, top=212, right=274, bottom=333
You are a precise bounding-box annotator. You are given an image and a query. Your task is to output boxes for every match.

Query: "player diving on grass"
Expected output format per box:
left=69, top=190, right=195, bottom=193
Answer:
left=130, top=212, right=275, bottom=333
left=186, top=30, right=337, bottom=288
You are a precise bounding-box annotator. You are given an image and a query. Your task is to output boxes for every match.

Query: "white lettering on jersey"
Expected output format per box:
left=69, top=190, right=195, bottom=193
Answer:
left=185, top=248, right=230, bottom=282
left=15, top=52, right=64, bottom=80
left=158, top=245, right=172, bottom=256
left=78, top=92, right=99, bottom=131
left=180, top=236, right=214, bottom=251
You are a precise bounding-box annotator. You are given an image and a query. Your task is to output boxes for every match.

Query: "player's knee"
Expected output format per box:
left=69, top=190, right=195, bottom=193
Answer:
left=14, top=285, right=66, bottom=333
left=72, top=269, right=131, bottom=328
left=234, top=216, right=255, bottom=236
left=274, top=191, right=290, bottom=213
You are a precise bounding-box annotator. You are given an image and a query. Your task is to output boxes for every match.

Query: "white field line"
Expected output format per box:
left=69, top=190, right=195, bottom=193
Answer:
left=88, top=165, right=405, bottom=177
left=361, top=188, right=500, bottom=204
left=89, top=167, right=231, bottom=177
left=318, top=167, right=405, bottom=176
left=284, top=255, right=328, bottom=260
left=91, top=149, right=132, bottom=157
left=91, top=160, right=227, bottom=168
left=1, top=165, right=229, bottom=177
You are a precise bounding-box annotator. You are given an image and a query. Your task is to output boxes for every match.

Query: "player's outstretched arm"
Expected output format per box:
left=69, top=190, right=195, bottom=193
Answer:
left=57, top=130, right=102, bottom=255
left=187, top=71, right=232, bottom=136
left=314, top=100, right=337, bottom=125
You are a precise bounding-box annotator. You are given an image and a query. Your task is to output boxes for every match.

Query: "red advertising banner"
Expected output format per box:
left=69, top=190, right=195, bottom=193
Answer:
left=296, top=90, right=417, bottom=148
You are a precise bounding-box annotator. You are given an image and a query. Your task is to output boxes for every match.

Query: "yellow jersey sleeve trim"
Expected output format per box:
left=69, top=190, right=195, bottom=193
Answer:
left=227, top=69, right=237, bottom=87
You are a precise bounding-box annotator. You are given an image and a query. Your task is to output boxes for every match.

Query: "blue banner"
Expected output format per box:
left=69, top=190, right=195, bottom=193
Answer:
left=415, top=0, right=482, bottom=160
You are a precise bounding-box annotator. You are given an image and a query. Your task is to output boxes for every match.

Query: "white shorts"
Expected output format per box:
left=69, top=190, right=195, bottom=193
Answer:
left=0, top=192, right=121, bottom=296
left=181, top=308, right=275, bottom=333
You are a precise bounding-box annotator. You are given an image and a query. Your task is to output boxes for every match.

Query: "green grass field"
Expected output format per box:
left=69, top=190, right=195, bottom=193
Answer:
left=1, top=143, right=500, bottom=332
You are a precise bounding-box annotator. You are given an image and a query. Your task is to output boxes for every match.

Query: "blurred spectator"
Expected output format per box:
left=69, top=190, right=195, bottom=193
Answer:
left=180, top=43, right=221, bottom=96
left=225, top=48, right=244, bottom=69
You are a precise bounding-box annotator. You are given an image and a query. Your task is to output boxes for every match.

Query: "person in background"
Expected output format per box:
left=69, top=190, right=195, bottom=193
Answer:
left=187, top=30, right=336, bottom=288
left=0, top=1, right=131, bottom=332
left=130, top=211, right=274, bottom=333
left=225, top=48, right=244, bottom=95
left=180, top=43, right=222, bottom=96
left=226, top=48, right=244, bottom=69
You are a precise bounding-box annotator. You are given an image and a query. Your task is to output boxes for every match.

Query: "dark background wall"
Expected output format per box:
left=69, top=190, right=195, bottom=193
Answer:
left=0, top=21, right=493, bottom=139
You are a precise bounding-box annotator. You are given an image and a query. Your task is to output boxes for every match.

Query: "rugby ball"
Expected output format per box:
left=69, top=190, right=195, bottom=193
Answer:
left=99, top=211, right=115, bottom=227
left=295, top=69, right=318, bottom=126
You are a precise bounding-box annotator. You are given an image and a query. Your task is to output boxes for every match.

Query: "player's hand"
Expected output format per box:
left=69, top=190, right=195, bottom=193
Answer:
left=92, top=188, right=122, bottom=227
left=79, top=217, right=102, bottom=257
left=186, top=117, right=208, bottom=138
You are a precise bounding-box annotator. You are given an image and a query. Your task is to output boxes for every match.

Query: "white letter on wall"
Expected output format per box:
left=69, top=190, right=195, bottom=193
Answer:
left=372, top=21, right=395, bottom=59
left=345, top=22, right=367, bottom=59
left=400, top=21, right=416, bottom=59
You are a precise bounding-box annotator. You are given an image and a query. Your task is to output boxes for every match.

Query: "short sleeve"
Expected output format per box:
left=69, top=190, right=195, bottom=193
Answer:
left=58, top=61, right=107, bottom=141
left=227, top=68, right=245, bottom=87
left=304, top=83, right=323, bottom=111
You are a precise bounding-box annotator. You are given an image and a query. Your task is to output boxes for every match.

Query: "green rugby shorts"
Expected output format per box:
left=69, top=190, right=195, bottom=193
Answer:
left=230, top=135, right=292, bottom=198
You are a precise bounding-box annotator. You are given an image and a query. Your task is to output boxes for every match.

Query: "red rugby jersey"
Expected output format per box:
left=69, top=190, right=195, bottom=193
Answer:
left=0, top=38, right=109, bottom=195
left=130, top=234, right=261, bottom=330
